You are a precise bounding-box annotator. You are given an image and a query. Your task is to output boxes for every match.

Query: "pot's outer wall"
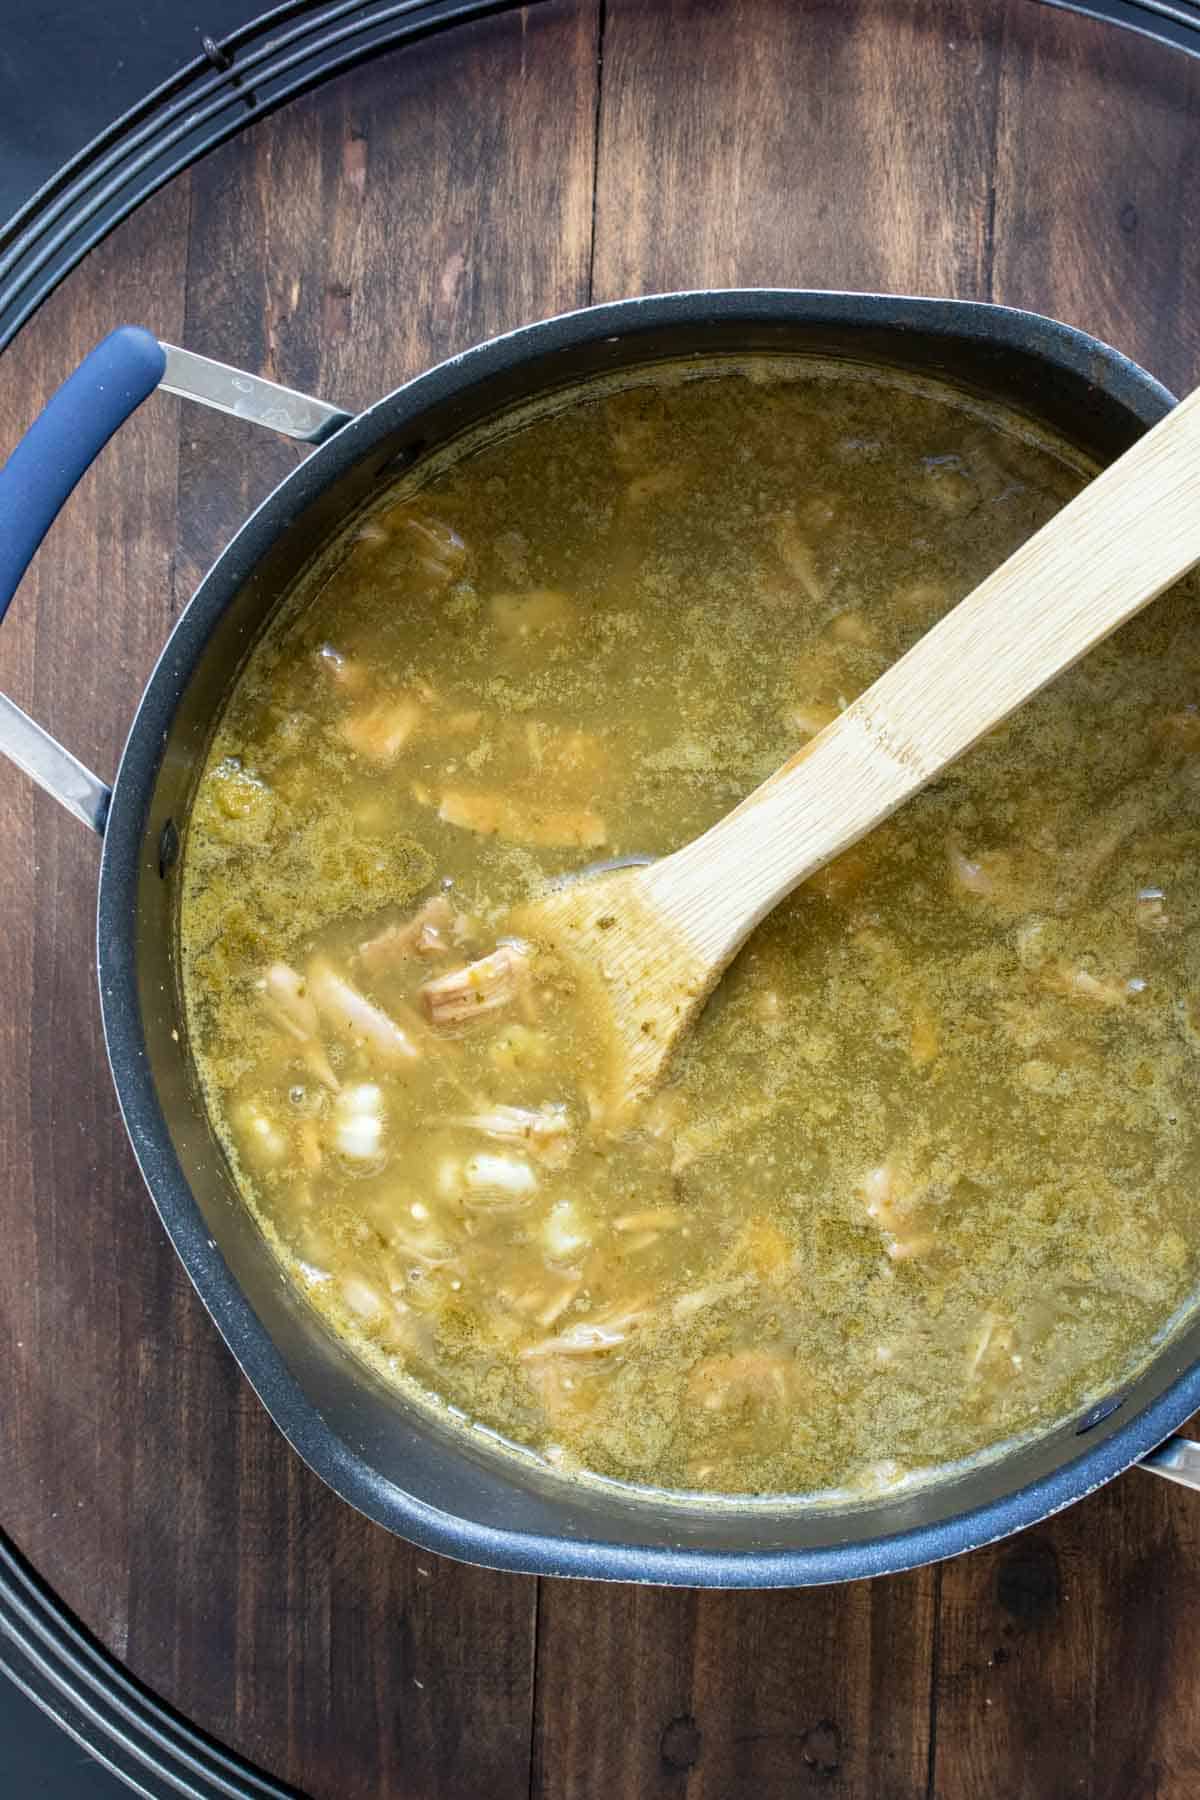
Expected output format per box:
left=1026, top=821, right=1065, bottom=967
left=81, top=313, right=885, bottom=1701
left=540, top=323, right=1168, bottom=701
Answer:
left=99, top=290, right=1198, bottom=1585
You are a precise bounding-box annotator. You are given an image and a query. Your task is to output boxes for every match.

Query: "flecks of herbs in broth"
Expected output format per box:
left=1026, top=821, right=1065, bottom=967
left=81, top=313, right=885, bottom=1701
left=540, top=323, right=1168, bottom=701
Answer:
left=180, top=361, right=1200, bottom=1498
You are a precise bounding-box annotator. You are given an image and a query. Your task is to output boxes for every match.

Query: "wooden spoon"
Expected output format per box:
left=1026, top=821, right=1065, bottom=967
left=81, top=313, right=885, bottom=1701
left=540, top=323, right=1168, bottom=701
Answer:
left=518, top=385, right=1200, bottom=1112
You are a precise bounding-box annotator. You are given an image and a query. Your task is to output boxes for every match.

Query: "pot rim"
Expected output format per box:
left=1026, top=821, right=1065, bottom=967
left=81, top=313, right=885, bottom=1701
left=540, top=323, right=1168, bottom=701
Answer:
left=96, top=288, right=1197, bottom=1585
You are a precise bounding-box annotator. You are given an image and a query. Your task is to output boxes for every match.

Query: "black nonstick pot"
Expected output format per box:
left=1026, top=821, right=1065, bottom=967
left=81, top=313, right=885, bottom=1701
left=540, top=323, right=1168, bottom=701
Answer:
left=3, top=289, right=1199, bottom=1587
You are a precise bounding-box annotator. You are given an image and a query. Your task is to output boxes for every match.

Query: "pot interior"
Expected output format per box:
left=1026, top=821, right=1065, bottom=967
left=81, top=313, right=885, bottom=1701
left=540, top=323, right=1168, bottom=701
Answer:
left=105, top=293, right=1200, bottom=1582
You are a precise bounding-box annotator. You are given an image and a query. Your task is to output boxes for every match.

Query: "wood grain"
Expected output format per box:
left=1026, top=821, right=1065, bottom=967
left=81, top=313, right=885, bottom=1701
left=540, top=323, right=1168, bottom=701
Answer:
left=538, top=2, right=997, bottom=1789
left=931, top=11, right=1200, bottom=1799
left=591, top=0, right=1003, bottom=305
left=168, top=6, right=602, bottom=1789
left=0, top=6, right=598, bottom=1797
left=0, top=180, right=190, bottom=1665
left=991, top=0, right=1200, bottom=398
left=546, top=6, right=1200, bottom=1800
left=3, top=3, right=1200, bottom=1797
left=533, top=1575, right=935, bottom=1800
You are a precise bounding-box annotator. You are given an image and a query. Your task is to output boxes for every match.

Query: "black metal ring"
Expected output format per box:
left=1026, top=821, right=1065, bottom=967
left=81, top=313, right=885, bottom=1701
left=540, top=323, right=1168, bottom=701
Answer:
left=1041, top=0, right=1200, bottom=54
left=0, top=0, right=551, bottom=352
left=0, top=1533, right=295, bottom=1798
left=0, top=0, right=1198, bottom=1794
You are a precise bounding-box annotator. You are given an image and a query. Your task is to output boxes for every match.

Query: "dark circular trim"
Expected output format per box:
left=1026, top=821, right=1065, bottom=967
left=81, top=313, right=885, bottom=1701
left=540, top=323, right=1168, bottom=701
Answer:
left=0, top=1531, right=296, bottom=1799
left=0, top=0, right=552, bottom=353
left=1039, top=0, right=1200, bottom=57
left=2, top=1, right=1199, bottom=1792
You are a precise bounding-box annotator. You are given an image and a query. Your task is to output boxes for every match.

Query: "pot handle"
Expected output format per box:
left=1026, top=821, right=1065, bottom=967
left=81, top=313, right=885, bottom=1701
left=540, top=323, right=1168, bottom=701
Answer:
left=0, top=327, right=166, bottom=833
left=0, top=327, right=166, bottom=630
left=0, top=327, right=351, bottom=834
left=1139, top=1436, right=1200, bottom=1491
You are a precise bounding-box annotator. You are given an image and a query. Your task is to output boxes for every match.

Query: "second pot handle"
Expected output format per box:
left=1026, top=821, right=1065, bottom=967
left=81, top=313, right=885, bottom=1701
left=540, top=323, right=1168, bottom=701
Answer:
left=1139, top=1436, right=1200, bottom=1491
left=0, top=327, right=350, bottom=834
left=0, top=327, right=166, bottom=626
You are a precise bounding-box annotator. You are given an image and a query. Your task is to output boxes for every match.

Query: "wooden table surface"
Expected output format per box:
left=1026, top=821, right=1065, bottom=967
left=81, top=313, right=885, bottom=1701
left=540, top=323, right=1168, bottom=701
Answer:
left=3, top=2, right=1200, bottom=1794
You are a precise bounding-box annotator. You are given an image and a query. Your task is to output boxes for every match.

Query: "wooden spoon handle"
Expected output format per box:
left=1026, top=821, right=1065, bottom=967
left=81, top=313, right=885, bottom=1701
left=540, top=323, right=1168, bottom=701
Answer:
left=648, top=384, right=1200, bottom=966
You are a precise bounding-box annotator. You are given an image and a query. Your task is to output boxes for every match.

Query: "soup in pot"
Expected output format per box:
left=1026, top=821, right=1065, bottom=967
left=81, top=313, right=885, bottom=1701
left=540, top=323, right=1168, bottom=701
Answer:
left=179, top=357, right=1200, bottom=1497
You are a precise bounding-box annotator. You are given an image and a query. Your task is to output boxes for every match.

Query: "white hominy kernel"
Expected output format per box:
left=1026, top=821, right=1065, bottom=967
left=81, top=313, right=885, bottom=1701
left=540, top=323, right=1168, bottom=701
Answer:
left=464, top=1153, right=537, bottom=1195
left=334, top=1083, right=384, bottom=1159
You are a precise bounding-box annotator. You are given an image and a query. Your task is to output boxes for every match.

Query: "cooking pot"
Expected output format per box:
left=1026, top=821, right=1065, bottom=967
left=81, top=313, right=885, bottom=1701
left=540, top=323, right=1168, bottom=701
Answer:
left=3, top=289, right=1199, bottom=1587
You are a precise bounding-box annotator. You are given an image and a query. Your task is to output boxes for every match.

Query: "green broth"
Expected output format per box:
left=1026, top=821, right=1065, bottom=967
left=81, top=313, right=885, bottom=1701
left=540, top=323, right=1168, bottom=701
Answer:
left=179, top=357, right=1200, bottom=1496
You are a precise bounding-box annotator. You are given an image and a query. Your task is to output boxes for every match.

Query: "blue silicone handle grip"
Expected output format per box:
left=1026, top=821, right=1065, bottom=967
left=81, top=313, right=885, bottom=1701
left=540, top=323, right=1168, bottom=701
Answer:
left=0, top=325, right=166, bottom=629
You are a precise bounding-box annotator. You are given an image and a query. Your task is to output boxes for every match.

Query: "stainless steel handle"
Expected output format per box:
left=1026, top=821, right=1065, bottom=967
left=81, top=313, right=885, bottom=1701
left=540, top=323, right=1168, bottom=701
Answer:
left=1139, top=1436, right=1200, bottom=1491
left=160, top=345, right=352, bottom=444
left=0, top=694, right=111, bottom=833
left=0, top=333, right=350, bottom=835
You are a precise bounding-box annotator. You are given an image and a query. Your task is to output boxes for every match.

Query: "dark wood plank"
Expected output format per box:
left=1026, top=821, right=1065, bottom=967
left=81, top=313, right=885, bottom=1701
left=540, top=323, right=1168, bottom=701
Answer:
left=536, top=5, right=1007, bottom=1794
left=533, top=1575, right=935, bottom=1800
left=990, top=0, right=1200, bottom=398
left=591, top=0, right=1003, bottom=306
left=930, top=1472, right=1200, bottom=1800
left=177, top=0, right=601, bottom=596
left=5, top=4, right=1200, bottom=1798
left=0, top=6, right=599, bottom=1797
left=162, top=7, right=601, bottom=1793
left=930, top=12, right=1200, bottom=1799
left=0, top=180, right=190, bottom=1661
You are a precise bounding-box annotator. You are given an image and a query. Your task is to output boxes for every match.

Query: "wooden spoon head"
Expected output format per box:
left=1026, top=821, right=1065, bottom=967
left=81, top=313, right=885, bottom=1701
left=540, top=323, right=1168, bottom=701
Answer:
left=513, top=862, right=718, bottom=1119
